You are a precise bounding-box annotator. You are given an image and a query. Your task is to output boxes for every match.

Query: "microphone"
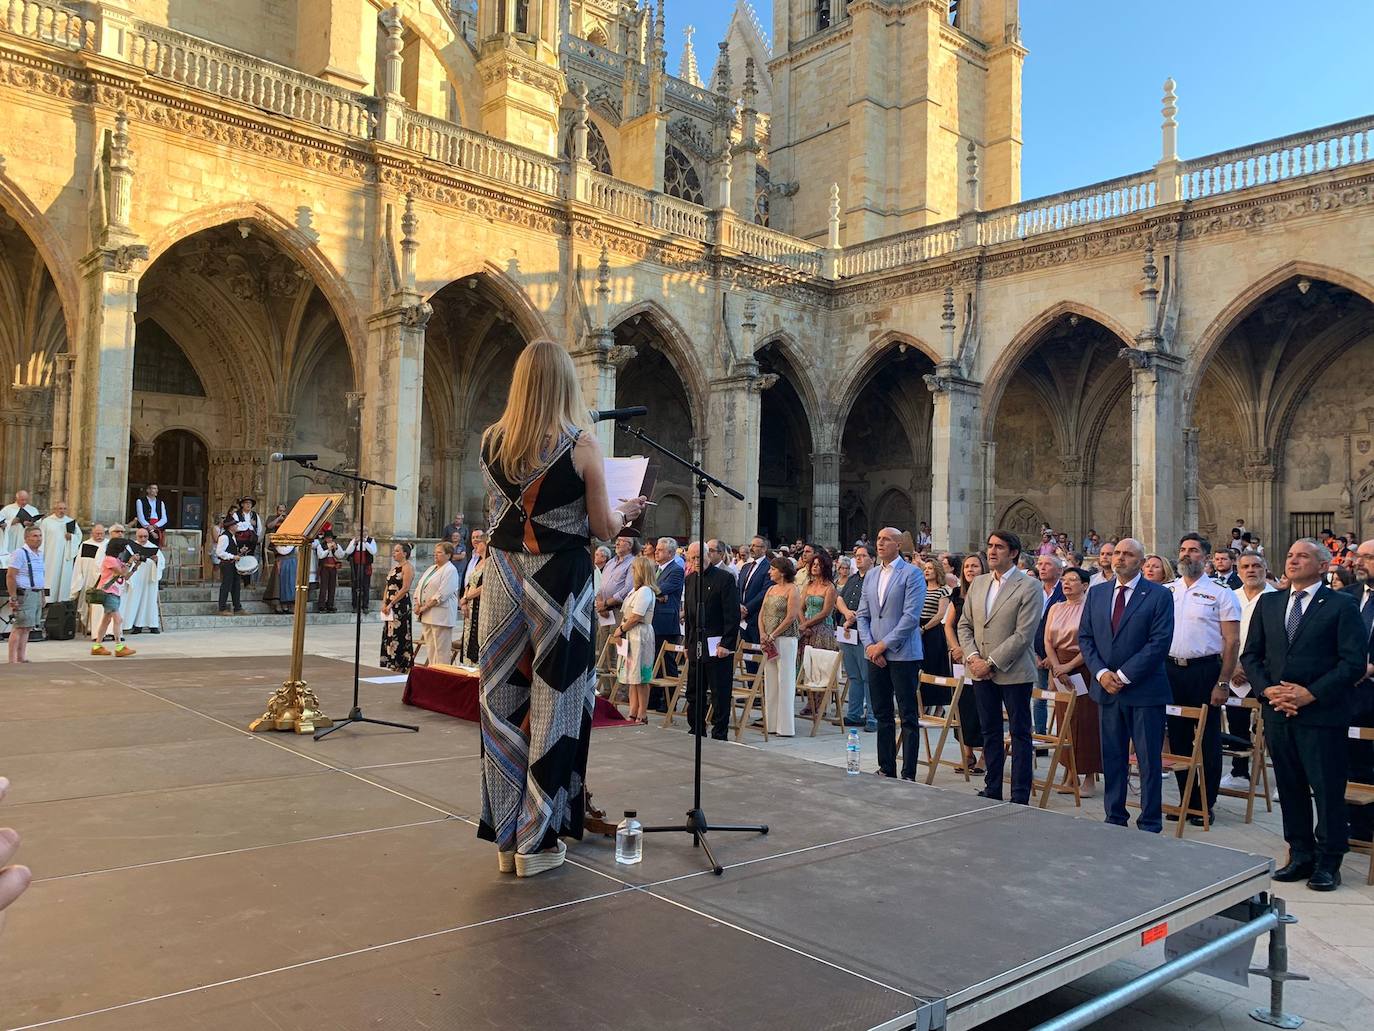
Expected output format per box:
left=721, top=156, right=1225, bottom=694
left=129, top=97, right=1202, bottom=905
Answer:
left=594, top=406, right=647, bottom=422
left=270, top=452, right=319, bottom=463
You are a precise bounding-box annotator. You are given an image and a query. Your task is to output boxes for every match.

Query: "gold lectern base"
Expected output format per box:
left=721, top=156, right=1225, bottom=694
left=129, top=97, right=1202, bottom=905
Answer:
left=249, top=681, right=333, bottom=734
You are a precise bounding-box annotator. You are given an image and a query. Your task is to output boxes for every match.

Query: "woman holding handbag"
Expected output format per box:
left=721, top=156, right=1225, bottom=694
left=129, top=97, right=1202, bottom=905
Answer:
left=759, top=556, right=801, bottom=737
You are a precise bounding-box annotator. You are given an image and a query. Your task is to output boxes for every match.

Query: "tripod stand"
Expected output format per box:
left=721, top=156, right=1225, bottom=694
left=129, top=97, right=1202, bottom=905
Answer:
left=616, top=422, right=768, bottom=875
left=286, top=458, right=418, bottom=742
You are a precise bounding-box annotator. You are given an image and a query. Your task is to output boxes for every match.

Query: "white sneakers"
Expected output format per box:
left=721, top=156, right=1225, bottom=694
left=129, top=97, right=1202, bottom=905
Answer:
left=1219, top=774, right=1251, bottom=791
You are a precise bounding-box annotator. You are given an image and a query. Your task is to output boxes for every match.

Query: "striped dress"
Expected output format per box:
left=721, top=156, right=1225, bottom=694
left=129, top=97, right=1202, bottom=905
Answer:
left=477, top=427, right=596, bottom=855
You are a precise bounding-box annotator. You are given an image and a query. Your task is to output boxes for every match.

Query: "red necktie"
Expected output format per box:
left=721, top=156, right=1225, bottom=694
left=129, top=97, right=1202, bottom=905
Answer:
left=1111, top=583, right=1128, bottom=633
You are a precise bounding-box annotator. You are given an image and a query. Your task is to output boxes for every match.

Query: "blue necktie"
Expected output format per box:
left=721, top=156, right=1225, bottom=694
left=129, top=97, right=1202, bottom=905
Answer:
left=1285, top=591, right=1305, bottom=643
left=1361, top=587, right=1374, bottom=637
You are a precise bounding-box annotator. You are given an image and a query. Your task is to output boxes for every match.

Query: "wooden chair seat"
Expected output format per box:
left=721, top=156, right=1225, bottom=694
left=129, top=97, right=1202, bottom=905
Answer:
left=653, top=643, right=689, bottom=727
left=916, top=673, right=968, bottom=784
left=729, top=642, right=768, bottom=742
left=1346, top=727, right=1374, bottom=886
left=796, top=646, right=842, bottom=737
left=1217, top=697, right=1273, bottom=823
left=1133, top=703, right=1211, bottom=838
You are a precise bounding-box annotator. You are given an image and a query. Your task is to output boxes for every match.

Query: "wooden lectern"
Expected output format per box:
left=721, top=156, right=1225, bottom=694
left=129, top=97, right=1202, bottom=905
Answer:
left=249, top=493, right=346, bottom=734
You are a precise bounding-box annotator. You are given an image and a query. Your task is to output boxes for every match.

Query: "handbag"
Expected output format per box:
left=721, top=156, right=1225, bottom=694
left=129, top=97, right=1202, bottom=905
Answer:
left=85, top=573, right=122, bottom=607
left=762, top=639, right=779, bottom=661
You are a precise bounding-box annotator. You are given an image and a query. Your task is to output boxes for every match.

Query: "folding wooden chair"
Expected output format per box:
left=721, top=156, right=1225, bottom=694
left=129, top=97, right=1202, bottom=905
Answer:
left=1024, top=687, right=1078, bottom=809
left=797, top=646, right=841, bottom=737
left=1218, top=697, right=1273, bottom=823
left=653, top=643, right=689, bottom=727
left=917, top=672, right=968, bottom=785
left=729, top=641, right=768, bottom=742
left=1142, top=703, right=1211, bottom=838
left=1346, top=727, right=1374, bottom=886
left=594, top=635, right=619, bottom=701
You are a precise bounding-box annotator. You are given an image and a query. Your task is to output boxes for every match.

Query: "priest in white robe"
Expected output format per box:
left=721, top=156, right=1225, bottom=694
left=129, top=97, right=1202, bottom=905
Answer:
left=70, top=523, right=108, bottom=637
left=123, top=527, right=164, bottom=634
left=0, top=489, right=41, bottom=557
left=39, top=500, right=81, bottom=602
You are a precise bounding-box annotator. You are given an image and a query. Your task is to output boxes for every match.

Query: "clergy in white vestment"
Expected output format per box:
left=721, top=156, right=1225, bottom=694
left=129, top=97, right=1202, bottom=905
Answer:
left=39, top=500, right=81, bottom=601
left=123, top=527, right=164, bottom=633
left=70, top=523, right=108, bottom=637
left=0, top=489, right=41, bottom=557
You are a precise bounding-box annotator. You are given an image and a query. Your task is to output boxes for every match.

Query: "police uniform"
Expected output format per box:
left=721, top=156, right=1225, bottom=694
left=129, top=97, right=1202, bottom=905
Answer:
left=1166, top=575, right=1241, bottom=819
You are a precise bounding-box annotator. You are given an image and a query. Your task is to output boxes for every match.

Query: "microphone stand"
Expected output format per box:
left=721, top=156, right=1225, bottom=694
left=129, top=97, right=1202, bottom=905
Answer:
left=615, top=420, right=768, bottom=875
left=282, top=456, right=418, bottom=742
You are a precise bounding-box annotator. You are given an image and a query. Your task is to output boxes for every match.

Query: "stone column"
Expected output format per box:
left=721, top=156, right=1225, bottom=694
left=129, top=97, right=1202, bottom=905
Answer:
left=703, top=362, right=774, bottom=546
left=440, top=445, right=465, bottom=527
left=811, top=446, right=841, bottom=548
left=980, top=440, right=997, bottom=542
left=1061, top=452, right=1090, bottom=543
left=1182, top=426, right=1201, bottom=533
left=1122, top=346, right=1185, bottom=554
left=265, top=411, right=296, bottom=508
left=1242, top=450, right=1279, bottom=547
left=48, top=354, right=76, bottom=505
left=925, top=367, right=984, bottom=552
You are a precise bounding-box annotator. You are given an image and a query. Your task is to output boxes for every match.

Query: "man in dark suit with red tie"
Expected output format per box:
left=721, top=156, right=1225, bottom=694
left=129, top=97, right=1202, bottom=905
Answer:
left=1243, top=538, right=1366, bottom=890
left=1079, top=537, right=1175, bottom=833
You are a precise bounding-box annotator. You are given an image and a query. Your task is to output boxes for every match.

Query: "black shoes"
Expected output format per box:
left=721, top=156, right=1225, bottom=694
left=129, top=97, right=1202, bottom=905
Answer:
left=1307, top=869, right=1340, bottom=892
left=1273, top=858, right=1314, bottom=882
left=842, top=717, right=866, bottom=727
left=976, top=789, right=1003, bottom=801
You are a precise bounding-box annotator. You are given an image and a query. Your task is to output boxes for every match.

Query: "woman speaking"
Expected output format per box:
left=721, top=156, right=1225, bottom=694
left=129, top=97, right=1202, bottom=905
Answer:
left=477, top=340, right=645, bottom=877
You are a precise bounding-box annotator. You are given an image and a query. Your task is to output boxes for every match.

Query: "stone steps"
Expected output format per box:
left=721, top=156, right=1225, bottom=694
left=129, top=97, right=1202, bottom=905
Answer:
left=152, top=611, right=379, bottom=631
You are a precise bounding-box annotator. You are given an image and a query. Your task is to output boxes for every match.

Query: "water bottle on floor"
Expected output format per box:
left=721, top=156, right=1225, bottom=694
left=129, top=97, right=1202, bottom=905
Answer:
left=615, top=810, right=643, bottom=865
left=846, top=729, right=861, bottom=775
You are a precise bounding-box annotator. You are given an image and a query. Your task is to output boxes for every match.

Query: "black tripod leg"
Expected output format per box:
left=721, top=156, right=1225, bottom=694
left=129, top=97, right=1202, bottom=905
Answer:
left=704, top=824, right=770, bottom=834
left=356, top=716, right=420, bottom=732
left=694, top=829, right=724, bottom=875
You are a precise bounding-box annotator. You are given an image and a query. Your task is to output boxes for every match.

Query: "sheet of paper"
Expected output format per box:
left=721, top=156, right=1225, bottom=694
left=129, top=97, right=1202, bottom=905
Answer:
left=952, top=662, right=966, bottom=682
left=707, top=635, right=722, bottom=655
left=1229, top=680, right=1252, bottom=698
left=361, top=674, right=410, bottom=684
left=739, top=619, right=748, bottom=630
left=615, top=640, right=628, bottom=657
left=1068, top=672, right=1088, bottom=696
left=603, top=456, right=650, bottom=520
left=836, top=626, right=858, bottom=645
left=597, top=610, right=617, bottom=627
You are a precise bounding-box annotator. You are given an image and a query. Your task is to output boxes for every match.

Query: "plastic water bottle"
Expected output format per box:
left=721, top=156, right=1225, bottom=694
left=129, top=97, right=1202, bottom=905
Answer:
left=615, top=810, right=643, bottom=865
left=846, top=729, right=861, bottom=775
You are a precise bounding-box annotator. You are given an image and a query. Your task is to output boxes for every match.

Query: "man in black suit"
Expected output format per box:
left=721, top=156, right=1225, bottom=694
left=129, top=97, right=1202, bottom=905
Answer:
left=650, top=537, right=685, bottom=710
left=1348, top=538, right=1374, bottom=842
left=736, top=535, right=771, bottom=644
left=683, top=540, right=741, bottom=740
left=1241, top=538, right=1366, bottom=891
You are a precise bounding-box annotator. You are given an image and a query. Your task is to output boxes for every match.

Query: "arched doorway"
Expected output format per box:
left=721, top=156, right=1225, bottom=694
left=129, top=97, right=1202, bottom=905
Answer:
left=128, top=429, right=210, bottom=530
left=988, top=312, right=1133, bottom=542
left=1193, top=276, right=1374, bottom=542
left=134, top=222, right=358, bottom=525
left=422, top=274, right=531, bottom=531
left=756, top=341, right=814, bottom=545
left=612, top=312, right=696, bottom=541
left=838, top=344, right=935, bottom=544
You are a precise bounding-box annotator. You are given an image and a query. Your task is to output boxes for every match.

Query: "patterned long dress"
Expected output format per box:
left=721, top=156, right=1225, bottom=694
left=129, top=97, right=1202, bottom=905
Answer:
left=478, top=427, right=597, bottom=855
left=379, top=563, right=413, bottom=671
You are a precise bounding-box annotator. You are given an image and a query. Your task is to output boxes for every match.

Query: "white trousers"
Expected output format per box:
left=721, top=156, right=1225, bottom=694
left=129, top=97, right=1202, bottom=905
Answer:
left=763, top=636, right=797, bottom=737
left=418, top=623, right=452, bottom=666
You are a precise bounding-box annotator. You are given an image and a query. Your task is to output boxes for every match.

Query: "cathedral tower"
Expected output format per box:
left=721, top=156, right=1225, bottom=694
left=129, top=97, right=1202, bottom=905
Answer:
left=476, top=0, right=565, bottom=154
left=769, top=0, right=1024, bottom=245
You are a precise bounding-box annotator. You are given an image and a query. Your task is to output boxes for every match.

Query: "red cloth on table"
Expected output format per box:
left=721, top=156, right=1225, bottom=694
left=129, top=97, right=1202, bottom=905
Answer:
left=402, top=664, right=629, bottom=727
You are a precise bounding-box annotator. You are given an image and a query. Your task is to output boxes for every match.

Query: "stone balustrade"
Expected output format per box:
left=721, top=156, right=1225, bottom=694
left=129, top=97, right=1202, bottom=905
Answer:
left=979, top=171, right=1158, bottom=245
left=3, top=0, right=95, bottom=50
left=721, top=217, right=825, bottom=276
left=126, top=22, right=375, bottom=139
left=837, top=223, right=961, bottom=278
left=400, top=108, right=565, bottom=199
left=583, top=172, right=712, bottom=242
left=1177, top=115, right=1374, bottom=199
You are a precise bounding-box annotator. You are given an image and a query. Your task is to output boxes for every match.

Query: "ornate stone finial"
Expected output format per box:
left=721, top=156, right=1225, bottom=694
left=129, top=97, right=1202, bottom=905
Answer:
left=714, top=41, right=732, bottom=97
left=827, top=183, right=841, bottom=250
left=401, top=192, right=419, bottom=243
left=679, top=26, right=702, bottom=87
left=595, top=244, right=611, bottom=326
left=741, top=296, right=758, bottom=333
left=1139, top=241, right=1160, bottom=334
left=381, top=5, right=404, bottom=99
left=941, top=286, right=956, bottom=332
left=571, top=80, right=590, bottom=163
left=963, top=141, right=980, bottom=214
left=653, top=0, right=666, bottom=66
left=1160, top=78, right=1178, bottom=162
left=743, top=57, right=757, bottom=102
left=111, top=111, right=131, bottom=166
left=400, top=193, right=420, bottom=294
left=1141, top=242, right=1158, bottom=287
left=105, top=110, right=134, bottom=233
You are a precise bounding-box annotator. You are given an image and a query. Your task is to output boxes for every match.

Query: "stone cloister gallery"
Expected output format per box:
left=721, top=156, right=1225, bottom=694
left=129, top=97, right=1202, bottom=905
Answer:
left=0, top=0, right=1371, bottom=557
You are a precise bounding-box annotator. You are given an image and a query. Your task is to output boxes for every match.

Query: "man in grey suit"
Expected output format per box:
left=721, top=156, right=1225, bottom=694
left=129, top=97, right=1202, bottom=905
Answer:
left=958, top=530, right=1043, bottom=804
left=856, top=526, right=927, bottom=779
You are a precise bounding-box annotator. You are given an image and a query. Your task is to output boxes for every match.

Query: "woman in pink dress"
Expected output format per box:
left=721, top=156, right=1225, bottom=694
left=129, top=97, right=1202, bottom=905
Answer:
left=1042, top=566, right=1101, bottom=795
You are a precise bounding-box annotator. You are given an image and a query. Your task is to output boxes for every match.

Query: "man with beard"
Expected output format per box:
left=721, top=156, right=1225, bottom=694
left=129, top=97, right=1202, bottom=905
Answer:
left=1224, top=551, right=1277, bottom=792
left=1165, top=534, right=1241, bottom=827
left=1089, top=539, right=1115, bottom=586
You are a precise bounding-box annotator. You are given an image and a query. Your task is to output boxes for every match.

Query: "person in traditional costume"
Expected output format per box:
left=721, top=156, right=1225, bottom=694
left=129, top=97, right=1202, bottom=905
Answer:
left=38, top=500, right=80, bottom=603
left=0, top=490, right=41, bottom=557
left=230, top=498, right=264, bottom=587
left=70, top=523, right=108, bottom=638
left=132, top=484, right=169, bottom=546
left=263, top=503, right=288, bottom=611
left=123, top=527, right=164, bottom=634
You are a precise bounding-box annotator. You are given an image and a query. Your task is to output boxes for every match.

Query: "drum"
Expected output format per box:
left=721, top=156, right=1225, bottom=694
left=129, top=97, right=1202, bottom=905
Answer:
left=235, top=555, right=260, bottom=575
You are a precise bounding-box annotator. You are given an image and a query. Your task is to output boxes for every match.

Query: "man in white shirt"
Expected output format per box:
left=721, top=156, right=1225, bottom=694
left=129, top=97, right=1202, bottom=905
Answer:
left=133, top=484, right=169, bottom=545
left=1089, top=539, right=1115, bottom=586
left=1166, top=533, right=1241, bottom=826
left=5, top=526, right=45, bottom=663
left=345, top=534, right=378, bottom=613
left=0, top=491, right=40, bottom=556
left=595, top=533, right=636, bottom=666
left=1225, top=551, right=1276, bottom=790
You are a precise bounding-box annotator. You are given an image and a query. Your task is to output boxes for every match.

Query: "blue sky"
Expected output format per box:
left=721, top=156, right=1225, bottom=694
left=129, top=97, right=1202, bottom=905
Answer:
left=663, top=1, right=1374, bottom=200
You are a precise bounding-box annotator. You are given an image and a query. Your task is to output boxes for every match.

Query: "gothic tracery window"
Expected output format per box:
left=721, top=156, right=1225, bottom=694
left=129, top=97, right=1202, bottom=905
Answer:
left=663, top=145, right=704, bottom=205
left=133, top=320, right=206, bottom=397
left=563, top=118, right=613, bottom=175
left=755, top=166, right=771, bottom=226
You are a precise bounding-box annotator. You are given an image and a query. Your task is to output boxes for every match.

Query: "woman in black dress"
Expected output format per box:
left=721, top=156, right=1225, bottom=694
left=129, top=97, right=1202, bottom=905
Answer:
left=379, top=542, right=414, bottom=671
left=919, top=557, right=953, bottom=711
left=477, top=341, right=645, bottom=878
left=945, top=552, right=986, bottom=773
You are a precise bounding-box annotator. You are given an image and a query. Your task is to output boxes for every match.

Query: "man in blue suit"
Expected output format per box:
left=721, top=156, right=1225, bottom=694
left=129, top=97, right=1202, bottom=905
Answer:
left=650, top=537, right=685, bottom=711
left=736, top=535, right=772, bottom=644
left=1079, top=537, right=1175, bottom=833
left=857, top=526, right=927, bottom=779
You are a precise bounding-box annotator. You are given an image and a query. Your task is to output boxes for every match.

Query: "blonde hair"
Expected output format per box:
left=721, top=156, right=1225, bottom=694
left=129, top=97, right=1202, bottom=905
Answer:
left=482, top=339, right=592, bottom=482
left=630, top=555, right=657, bottom=592
left=1143, top=553, right=1176, bottom=582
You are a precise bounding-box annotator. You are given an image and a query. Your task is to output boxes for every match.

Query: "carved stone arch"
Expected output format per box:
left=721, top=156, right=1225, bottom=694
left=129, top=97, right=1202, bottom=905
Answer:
left=1265, top=316, right=1374, bottom=468
left=874, top=487, right=919, bottom=535
left=996, top=497, right=1048, bottom=541
left=833, top=331, right=941, bottom=433
left=608, top=299, right=709, bottom=433
left=0, top=172, right=78, bottom=346
left=754, top=331, right=824, bottom=441
left=651, top=490, right=692, bottom=540
left=586, top=25, right=609, bottom=48
left=385, top=3, right=481, bottom=126
left=282, top=295, right=353, bottom=410
left=422, top=260, right=553, bottom=344
left=982, top=301, right=1137, bottom=439
left=1185, top=261, right=1374, bottom=416
left=144, top=203, right=368, bottom=389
